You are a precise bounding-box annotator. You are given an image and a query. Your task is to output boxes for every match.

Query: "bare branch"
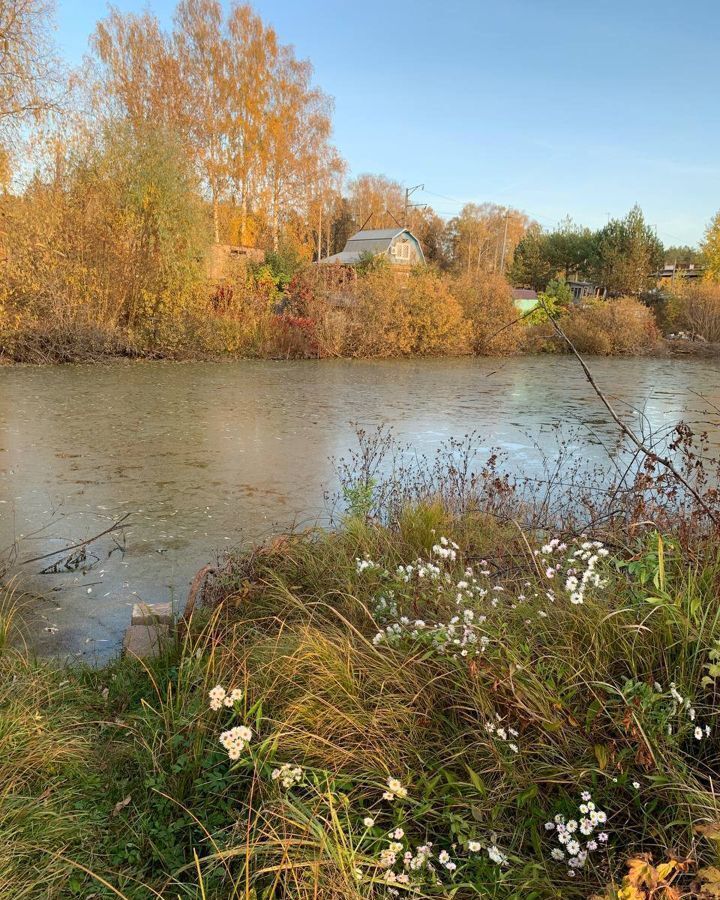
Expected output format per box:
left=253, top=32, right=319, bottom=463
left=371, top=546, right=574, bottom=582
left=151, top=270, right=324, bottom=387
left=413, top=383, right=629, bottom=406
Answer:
left=539, top=298, right=719, bottom=525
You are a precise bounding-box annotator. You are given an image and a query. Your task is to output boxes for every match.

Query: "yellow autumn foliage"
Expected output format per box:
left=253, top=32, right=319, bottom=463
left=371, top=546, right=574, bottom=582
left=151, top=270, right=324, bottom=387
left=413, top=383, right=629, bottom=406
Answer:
left=344, top=266, right=469, bottom=357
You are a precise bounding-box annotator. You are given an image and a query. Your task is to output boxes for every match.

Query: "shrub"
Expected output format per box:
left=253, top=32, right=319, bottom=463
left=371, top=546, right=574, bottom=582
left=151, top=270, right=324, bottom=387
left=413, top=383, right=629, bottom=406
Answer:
left=398, top=268, right=469, bottom=355
left=1, top=122, right=211, bottom=358
left=561, top=296, right=661, bottom=355
left=345, top=267, right=468, bottom=357
left=451, top=271, right=521, bottom=355
left=666, top=280, right=720, bottom=341
left=260, top=314, right=319, bottom=359
left=543, top=276, right=574, bottom=307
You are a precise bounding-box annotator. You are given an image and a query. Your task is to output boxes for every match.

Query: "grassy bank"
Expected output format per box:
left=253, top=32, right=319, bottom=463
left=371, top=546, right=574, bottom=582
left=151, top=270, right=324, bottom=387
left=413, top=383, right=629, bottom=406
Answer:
left=3, top=497, right=720, bottom=898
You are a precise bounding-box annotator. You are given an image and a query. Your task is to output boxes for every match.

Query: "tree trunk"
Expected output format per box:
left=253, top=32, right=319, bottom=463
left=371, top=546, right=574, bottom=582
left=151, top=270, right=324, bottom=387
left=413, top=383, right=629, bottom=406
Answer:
left=212, top=192, right=220, bottom=244
left=317, top=204, right=322, bottom=261
left=240, top=190, right=247, bottom=246
left=272, top=182, right=279, bottom=252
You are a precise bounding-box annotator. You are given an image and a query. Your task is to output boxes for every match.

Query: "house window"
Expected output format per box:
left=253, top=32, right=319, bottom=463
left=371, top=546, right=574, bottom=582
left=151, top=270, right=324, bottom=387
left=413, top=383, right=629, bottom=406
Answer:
left=395, top=241, right=409, bottom=260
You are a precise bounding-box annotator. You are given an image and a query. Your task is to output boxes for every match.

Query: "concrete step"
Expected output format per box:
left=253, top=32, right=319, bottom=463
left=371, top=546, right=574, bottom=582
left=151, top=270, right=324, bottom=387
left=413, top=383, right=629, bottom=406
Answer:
left=131, top=601, right=173, bottom=626
left=122, top=623, right=169, bottom=659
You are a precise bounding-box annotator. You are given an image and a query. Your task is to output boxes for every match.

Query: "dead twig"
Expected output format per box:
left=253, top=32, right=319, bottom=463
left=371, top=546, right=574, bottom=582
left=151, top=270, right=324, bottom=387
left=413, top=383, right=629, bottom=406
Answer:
left=540, top=299, right=719, bottom=525
left=183, top=564, right=218, bottom=622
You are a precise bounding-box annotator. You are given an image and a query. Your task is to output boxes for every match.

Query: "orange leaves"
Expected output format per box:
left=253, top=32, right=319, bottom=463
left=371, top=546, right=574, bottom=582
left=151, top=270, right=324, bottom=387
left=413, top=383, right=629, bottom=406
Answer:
left=606, top=854, right=692, bottom=900
left=93, top=0, right=341, bottom=252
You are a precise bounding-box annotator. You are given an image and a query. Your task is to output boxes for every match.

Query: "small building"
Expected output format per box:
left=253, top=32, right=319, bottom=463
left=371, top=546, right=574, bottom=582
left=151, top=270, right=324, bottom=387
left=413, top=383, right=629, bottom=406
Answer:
left=319, top=227, right=425, bottom=268
left=657, top=263, right=705, bottom=281
left=511, top=288, right=539, bottom=314
left=566, top=280, right=597, bottom=302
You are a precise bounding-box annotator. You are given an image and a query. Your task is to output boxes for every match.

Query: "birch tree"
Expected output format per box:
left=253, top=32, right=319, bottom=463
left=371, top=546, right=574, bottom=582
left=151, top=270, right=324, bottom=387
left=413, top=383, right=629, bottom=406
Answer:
left=0, top=0, right=60, bottom=146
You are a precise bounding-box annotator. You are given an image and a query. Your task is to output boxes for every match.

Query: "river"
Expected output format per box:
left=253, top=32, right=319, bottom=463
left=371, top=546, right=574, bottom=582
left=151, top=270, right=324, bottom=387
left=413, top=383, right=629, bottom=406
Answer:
left=1, top=356, right=718, bottom=659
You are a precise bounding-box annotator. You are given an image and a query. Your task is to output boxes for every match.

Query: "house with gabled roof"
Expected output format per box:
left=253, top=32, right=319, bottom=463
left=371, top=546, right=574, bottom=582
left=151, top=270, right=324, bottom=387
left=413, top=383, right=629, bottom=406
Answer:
left=318, top=227, right=425, bottom=268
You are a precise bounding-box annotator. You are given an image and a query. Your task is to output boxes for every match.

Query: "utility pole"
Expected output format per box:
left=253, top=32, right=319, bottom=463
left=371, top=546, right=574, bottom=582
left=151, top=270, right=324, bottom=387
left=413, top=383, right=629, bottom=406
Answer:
left=499, top=211, right=510, bottom=274
left=404, top=183, right=425, bottom=225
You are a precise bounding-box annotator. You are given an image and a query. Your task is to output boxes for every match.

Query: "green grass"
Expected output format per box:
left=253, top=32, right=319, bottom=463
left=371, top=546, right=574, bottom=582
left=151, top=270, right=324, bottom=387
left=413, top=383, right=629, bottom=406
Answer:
left=2, top=507, right=720, bottom=898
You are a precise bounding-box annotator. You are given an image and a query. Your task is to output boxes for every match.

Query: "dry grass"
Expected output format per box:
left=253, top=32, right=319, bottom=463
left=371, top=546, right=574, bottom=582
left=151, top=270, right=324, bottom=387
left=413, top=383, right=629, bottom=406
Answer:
left=2, top=503, right=720, bottom=897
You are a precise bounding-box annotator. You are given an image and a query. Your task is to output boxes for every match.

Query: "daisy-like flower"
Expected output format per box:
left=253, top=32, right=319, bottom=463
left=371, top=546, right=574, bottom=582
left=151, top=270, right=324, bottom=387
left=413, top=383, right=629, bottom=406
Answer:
left=363, top=817, right=375, bottom=828
left=209, top=685, right=226, bottom=710
left=551, top=848, right=565, bottom=861
left=598, top=832, right=608, bottom=843
left=566, top=840, right=580, bottom=856
left=389, top=828, right=405, bottom=840
left=468, top=840, right=481, bottom=852
left=222, top=687, right=243, bottom=707
left=271, top=763, right=303, bottom=788
left=219, top=724, right=252, bottom=760
left=385, top=776, right=408, bottom=800
left=487, top=845, right=508, bottom=866
left=695, top=726, right=704, bottom=740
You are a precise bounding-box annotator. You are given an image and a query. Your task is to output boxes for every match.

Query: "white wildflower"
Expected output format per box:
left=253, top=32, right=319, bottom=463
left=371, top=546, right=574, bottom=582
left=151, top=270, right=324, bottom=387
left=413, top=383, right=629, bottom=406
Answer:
left=487, top=845, right=508, bottom=866
left=384, top=776, right=408, bottom=800
left=209, top=685, right=226, bottom=710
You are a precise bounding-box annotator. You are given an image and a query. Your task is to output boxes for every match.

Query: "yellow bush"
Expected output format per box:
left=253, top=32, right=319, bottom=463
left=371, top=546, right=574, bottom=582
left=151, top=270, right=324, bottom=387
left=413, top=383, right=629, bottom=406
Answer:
left=450, top=271, right=521, bottom=355
left=399, top=268, right=469, bottom=356
left=344, top=267, right=468, bottom=357
left=562, top=296, right=660, bottom=355
left=666, top=280, right=720, bottom=341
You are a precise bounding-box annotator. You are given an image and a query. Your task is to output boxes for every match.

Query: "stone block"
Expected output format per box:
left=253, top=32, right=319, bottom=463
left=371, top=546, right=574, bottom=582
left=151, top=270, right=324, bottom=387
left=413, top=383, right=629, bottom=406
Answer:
left=131, top=602, right=173, bottom=626
left=122, top=624, right=169, bottom=659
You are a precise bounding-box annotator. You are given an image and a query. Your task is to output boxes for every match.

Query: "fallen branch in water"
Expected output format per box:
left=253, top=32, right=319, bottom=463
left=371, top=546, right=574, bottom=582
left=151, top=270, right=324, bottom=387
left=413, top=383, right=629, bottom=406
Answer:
left=19, top=513, right=132, bottom=567
left=540, top=299, right=719, bottom=526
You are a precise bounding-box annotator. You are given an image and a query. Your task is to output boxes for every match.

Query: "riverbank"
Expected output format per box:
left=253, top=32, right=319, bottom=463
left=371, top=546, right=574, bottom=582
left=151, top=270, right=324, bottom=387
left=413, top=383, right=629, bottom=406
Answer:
left=5, top=262, right=718, bottom=364
left=2, top=500, right=720, bottom=898
left=1, top=336, right=718, bottom=366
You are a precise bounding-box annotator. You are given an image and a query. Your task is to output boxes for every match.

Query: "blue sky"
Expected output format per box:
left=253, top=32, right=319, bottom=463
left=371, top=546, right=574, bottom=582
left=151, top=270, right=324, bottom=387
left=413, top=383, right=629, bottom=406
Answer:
left=56, top=0, right=719, bottom=245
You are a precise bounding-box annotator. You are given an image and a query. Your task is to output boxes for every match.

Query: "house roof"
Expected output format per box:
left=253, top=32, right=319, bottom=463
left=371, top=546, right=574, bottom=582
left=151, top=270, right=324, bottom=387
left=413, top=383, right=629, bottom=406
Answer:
left=320, top=250, right=370, bottom=265
left=319, top=227, right=418, bottom=265
left=350, top=228, right=405, bottom=240
left=511, top=288, right=538, bottom=300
